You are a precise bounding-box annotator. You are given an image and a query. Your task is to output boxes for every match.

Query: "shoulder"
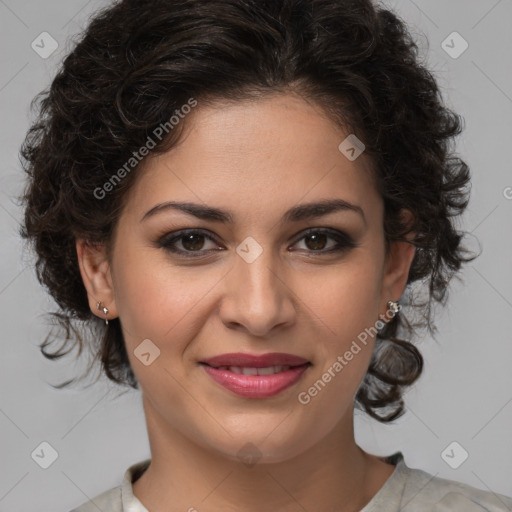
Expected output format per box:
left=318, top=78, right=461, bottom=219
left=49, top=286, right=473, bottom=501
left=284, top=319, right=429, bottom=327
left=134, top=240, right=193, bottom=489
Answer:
left=401, top=464, right=512, bottom=511
left=68, top=458, right=151, bottom=512
left=68, top=485, right=122, bottom=512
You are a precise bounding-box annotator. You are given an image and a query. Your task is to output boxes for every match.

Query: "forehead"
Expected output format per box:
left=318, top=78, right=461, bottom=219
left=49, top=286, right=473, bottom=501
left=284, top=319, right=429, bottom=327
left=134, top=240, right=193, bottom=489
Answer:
left=122, top=93, right=380, bottom=225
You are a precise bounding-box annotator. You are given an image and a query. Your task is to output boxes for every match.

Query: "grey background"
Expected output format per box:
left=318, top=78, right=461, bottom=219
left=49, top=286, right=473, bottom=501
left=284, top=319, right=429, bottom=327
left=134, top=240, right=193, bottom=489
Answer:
left=1, top=0, right=511, bottom=510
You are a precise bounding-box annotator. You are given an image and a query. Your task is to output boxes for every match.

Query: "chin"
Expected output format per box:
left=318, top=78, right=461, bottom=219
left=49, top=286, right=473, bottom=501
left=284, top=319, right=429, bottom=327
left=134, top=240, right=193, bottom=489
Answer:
left=209, top=430, right=317, bottom=467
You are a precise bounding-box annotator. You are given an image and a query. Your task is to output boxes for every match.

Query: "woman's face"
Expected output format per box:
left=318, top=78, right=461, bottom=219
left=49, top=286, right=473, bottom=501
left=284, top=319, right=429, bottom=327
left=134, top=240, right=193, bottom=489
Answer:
left=79, top=93, right=414, bottom=463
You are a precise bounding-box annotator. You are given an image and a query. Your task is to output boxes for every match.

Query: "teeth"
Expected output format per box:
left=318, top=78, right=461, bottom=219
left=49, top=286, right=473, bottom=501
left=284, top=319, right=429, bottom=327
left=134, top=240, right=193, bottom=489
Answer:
left=240, top=367, right=258, bottom=376
left=256, top=366, right=281, bottom=376
left=217, top=365, right=291, bottom=375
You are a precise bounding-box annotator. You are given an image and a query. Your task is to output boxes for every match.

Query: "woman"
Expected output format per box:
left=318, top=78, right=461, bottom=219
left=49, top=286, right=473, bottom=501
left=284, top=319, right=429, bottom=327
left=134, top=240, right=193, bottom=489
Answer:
left=19, top=0, right=512, bottom=510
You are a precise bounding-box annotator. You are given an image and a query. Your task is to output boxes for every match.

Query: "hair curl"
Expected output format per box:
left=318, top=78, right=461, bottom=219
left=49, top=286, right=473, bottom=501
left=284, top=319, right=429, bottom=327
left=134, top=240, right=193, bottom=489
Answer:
left=19, top=0, right=476, bottom=422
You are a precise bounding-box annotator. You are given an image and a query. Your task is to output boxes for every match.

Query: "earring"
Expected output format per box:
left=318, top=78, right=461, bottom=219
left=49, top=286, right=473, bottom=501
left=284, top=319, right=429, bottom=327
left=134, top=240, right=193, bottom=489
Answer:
left=387, top=300, right=400, bottom=316
left=96, top=301, right=109, bottom=325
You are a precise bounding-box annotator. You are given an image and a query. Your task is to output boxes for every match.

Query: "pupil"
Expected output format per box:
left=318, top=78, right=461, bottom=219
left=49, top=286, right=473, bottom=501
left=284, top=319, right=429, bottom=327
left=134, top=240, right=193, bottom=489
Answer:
left=183, top=234, right=204, bottom=250
left=306, top=233, right=326, bottom=250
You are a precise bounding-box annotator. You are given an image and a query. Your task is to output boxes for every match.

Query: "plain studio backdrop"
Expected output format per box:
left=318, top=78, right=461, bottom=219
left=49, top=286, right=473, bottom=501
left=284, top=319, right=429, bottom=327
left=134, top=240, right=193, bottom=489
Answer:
left=0, top=0, right=511, bottom=510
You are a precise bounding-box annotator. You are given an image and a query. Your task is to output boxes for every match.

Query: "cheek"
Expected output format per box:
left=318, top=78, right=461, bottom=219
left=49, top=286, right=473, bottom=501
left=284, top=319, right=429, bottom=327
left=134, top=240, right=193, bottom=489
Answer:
left=302, top=258, right=382, bottom=341
left=294, top=256, right=382, bottom=393
left=292, top=272, right=381, bottom=424
left=111, top=244, right=221, bottom=348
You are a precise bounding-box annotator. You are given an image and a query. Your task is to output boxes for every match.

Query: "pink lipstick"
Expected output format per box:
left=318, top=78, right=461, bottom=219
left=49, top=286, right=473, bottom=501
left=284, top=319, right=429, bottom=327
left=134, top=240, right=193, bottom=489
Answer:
left=199, top=352, right=311, bottom=398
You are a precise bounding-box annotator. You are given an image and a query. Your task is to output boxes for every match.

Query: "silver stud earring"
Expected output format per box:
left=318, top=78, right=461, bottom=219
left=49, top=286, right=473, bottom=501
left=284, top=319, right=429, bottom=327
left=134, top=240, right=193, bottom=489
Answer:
left=96, top=301, right=109, bottom=325
left=387, top=300, right=400, bottom=315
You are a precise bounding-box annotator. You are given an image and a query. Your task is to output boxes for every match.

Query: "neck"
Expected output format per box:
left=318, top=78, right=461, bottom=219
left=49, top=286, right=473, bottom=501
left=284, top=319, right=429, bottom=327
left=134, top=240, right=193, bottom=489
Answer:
left=132, top=395, right=395, bottom=512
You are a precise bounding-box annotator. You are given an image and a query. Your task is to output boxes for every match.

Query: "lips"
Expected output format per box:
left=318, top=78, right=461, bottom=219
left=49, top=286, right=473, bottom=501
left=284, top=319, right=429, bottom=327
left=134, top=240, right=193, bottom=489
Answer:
left=199, top=352, right=312, bottom=398
left=200, top=352, right=310, bottom=368
left=200, top=362, right=310, bottom=398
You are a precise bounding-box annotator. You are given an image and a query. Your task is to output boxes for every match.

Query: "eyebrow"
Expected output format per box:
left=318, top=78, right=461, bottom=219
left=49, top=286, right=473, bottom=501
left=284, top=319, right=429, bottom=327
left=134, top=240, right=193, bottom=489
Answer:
left=140, top=198, right=366, bottom=225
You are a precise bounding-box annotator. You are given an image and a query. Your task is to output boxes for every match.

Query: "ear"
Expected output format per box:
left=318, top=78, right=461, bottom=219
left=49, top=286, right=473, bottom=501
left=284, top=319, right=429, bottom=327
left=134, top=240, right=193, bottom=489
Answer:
left=76, top=239, right=117, bottom=322
left=379, top=209, right=416, bottom=317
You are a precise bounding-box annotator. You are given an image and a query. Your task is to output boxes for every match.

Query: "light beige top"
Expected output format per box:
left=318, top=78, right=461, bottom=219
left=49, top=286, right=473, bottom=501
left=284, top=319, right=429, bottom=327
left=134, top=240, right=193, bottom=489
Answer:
left=69, top=452, right=512, bottom=511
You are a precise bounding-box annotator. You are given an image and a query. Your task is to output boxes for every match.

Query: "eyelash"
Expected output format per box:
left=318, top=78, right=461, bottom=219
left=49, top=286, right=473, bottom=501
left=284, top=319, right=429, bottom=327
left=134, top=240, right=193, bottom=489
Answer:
left=157, top=228, right=358, bottom=258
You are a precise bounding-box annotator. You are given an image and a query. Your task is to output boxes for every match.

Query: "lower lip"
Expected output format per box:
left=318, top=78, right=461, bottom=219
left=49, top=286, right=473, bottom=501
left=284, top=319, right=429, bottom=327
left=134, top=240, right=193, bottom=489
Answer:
left=200, top=363, right=310, bottom=398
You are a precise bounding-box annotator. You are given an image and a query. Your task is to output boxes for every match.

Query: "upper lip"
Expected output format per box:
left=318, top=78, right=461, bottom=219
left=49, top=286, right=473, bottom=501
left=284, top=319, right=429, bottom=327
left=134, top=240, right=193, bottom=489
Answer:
left=200, top=352, right=310, bottom=368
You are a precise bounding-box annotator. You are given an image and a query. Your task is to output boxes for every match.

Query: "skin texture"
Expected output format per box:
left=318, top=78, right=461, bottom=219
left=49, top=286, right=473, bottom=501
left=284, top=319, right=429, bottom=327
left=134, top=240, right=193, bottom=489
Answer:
left=77, top=93, right=415, bottom=511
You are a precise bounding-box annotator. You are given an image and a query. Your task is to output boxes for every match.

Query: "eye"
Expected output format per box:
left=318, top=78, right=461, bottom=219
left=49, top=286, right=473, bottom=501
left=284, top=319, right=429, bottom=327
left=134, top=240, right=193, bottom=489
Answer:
left=158, top=229, right=221, bottom=256
left=290, top=228, right=357, bottom=254
left=157, top=227, right=357, bottom=258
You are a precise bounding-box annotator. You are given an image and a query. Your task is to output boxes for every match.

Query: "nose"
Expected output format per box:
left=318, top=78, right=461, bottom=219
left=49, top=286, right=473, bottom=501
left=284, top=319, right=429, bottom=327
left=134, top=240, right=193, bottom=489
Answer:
left=219, top=248, right=297, bottom=337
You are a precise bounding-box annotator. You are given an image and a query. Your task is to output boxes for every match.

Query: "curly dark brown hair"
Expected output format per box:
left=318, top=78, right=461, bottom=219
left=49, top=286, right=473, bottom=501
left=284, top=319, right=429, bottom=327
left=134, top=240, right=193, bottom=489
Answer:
left=19, top=0, right=476, bottom=422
